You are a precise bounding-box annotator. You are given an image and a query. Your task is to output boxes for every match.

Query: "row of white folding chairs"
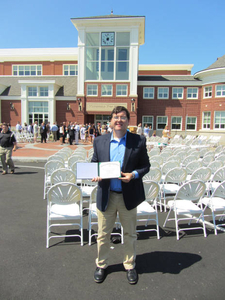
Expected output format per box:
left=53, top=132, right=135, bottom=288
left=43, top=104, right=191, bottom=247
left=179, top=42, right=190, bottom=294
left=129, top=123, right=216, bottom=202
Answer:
left=47, top=178, right=225, bottom=247
left=143, top=166, right=225, bottom=212
left=47, top=180, right=161, bottom=248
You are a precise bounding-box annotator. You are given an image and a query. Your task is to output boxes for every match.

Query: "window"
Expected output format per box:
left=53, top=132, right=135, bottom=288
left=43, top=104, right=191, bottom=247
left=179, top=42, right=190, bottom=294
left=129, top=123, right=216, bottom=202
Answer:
left=143, top=87, right=154, bottom=99
left=142, top=116, right=153, bottom=129
left=186, top=117, right=197, bottom=130
left=171, top=117, right=182, bottom=130
left=40, top=87, right=48, bottom=97
left=214, top=111, right=225, bottom=129
left=158, top=88, right=169, bottom=99
left=172, top=88, right=183, bottom=99
left=101, top=84, right=112, bottom=96
left=157, top=116, right=168, bottom=130
left=85, top=32, right=130, bottom=81
left=87, top=84, right=98, bottom=96
left=216, top=85, right=225, bottom=97
left=28, top=101, right=48, bottom=113
left=28, top=87, right=37, bottom=97
left=101, top=48, right=114, bottom=80
left=204, top=86, right=212, bottom=98
left=116, top=85, right=127, bottom=96
left=63, top=64, right=78, bottom=76
left=187, top=87, right=198, bottom=99
left=13, top=65, right=42, bottom=76
left=202, top=112, right=211, bottom=129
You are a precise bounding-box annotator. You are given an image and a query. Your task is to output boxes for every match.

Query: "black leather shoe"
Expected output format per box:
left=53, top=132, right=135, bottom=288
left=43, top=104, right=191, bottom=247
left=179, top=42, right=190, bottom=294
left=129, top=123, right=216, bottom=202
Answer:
left=94, top=267, right=107, bottom=283
left=127, top=268, right=138, bottom=285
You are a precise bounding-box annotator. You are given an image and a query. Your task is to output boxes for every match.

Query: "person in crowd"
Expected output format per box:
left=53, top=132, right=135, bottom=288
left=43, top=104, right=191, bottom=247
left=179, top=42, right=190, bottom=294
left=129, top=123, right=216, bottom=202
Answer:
left=0, top=123, right=17, bottom=175
left=152, top=130, right=156, bottom=137
left=40, top=122, right=47, bottom=143
left=88, top=124, right=95, bottom=143
left=51, top=122, right=58, bottom=142
left=91, top=106, right=150, bottom=285
left=27, top=123, right=33, bottom=134
left=162, top=125, right=171, bottom=139
left=143, top=124, right=150, bottom=138
left=74, top=122, right=80, bottom=144
left=46, top=122, right=51, bottom=141
left=59, top=123, right=64, bottom=145
left=33, top=121, right=38, bottom=143
left=101, top=124, right=107, bottom=135
left=62, top=122, right=66, bottom=143
left=136, top=123, right=143, bottom=135
left=85, top=123, right=89, bottom=143
left=68, top=122, right=75, bottom=145
left=23, top=122, right=28, bottom=133
left=16, top=121, right=22, bottom=133
left=80, top=124, right=86, bottom=142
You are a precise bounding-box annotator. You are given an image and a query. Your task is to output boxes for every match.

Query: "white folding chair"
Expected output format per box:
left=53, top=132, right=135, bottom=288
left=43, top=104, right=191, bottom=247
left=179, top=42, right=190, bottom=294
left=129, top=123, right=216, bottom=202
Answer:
left=88, top=186, right=124, bottom=245
left=46, top=183, right=83, bottom=248
left=43, top=160, right=65, bottom=199
left=186, top=160, right=203, bottom=178
left=208, top=160, right=223, bottom=175
left=68, top=156, right=85, bottom=169
left=201, top=154, right=214, bottom=166
left=207, top=166, right=225, bottom=194
left=161, top=167, right=187, bottom=212
left=200, top=181, right=225, bottom=235
left=163, top=180, right=207, bottom=240
left=47, top=155, right=65, bottom=165
left=148, top=147, right=160, bottom=157
left=136, top=181, right=160, bottom=239
left=50, top=168, right=76, bottom=185
left=143, top=167, right=162, bottom=183
left=182, top=155, right=197, bottom=167
left=150, top=161, right=160, bottom=168
left=151, top=155, right=163, bottom=166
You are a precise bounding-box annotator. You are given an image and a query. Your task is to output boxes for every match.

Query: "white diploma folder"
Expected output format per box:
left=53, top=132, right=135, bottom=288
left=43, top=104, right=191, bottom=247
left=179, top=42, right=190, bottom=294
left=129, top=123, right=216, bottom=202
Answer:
left=76, top=162, right=98, bottom=179
left=76, top=161, right=121, bottom=179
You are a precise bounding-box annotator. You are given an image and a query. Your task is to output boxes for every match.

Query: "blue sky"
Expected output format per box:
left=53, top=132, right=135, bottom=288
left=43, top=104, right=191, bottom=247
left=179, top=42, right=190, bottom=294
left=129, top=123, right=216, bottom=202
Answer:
left=1, top=0, right=224, bottom=74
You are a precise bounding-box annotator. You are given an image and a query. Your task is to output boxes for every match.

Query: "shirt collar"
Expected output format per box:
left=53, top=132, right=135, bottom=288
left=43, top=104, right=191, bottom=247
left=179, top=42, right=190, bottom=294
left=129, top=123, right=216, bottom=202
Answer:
left=110, top=131, right=127, bottom=143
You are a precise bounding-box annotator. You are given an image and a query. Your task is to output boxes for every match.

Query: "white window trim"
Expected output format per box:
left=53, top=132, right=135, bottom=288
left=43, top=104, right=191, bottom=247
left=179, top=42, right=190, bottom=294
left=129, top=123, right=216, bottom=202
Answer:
left=157, top=87, right=169, bottom=99
left=202, top=111, right=211, bottom=130
left=214, top=111, right=225, bottom=130
left=12, top=65, right=42, bottom=76
left=116, top=84, right=128, bottom=97
left=63, top=64, right=78, bottom=76
left=187, top=87, right=198, bottom=99
left=143, top=87, right=154, bottom=99
left=215, top=84, right=225, bottom=98
left=171, top=116, right=182, bottom=131
left=156, top=116, right=168, bottom=130
left=101, top=84, right=113, bottom=97
left=87, top=84, right=98, bottom=97
left=186, top=116, right=197, bottom=131
left=203, top=86, right=212, bottom=99
left=142, top=115, right=154, bottom=129
left=172, top=87, right=183, bottom=100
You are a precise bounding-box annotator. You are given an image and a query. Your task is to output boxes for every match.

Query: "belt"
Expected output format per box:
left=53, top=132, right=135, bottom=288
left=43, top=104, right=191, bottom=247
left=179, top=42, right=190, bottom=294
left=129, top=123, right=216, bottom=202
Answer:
left=110, top=190, right=122, bottom=194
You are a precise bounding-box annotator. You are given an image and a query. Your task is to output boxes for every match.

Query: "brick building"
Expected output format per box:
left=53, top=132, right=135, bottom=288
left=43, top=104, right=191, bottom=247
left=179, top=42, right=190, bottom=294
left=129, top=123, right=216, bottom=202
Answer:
left=0, top=14, right=225, bottom=139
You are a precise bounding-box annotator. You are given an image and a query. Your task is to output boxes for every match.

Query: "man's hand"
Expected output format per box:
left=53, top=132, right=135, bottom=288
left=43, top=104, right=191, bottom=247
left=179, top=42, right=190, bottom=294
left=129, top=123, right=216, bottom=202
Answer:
left=119, top=172, right=133, bottom=183
left=92, top=176, right=102, bottom=182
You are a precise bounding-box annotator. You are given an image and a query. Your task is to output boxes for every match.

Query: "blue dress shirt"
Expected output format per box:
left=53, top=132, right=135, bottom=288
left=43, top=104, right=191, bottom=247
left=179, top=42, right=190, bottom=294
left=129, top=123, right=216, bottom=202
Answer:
left=110, top=132, right=138, bottom=192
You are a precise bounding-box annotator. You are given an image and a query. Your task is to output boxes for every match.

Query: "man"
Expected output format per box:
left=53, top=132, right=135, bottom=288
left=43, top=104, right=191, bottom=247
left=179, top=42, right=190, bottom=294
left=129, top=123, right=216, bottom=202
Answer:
left=33, top=121, right=38, bottom=143
left=68, top=122, right=75, bottom=145
left=40, top=122, right=47, bottom=143
left=16, top=121, right=22, bottom=133
left=0, top=123, right=17, bottom=175
left=91, top=106, right=150, bottom=285
left=51, top=122, right=58, bottom=142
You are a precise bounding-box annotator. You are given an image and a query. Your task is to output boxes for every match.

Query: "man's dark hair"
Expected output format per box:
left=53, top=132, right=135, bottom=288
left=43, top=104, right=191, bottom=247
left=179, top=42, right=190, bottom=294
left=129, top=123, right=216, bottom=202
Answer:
left=110, top=106, right=130, bottom=121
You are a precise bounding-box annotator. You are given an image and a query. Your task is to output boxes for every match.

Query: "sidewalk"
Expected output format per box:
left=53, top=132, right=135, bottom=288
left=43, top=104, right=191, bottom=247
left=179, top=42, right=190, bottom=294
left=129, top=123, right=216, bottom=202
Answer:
left=13, top=140, right=93, bottom=162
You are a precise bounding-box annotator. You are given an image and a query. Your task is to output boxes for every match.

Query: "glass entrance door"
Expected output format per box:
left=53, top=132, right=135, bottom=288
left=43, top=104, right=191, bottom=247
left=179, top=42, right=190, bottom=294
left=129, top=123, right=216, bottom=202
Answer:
left=29, top=113, right=48, bottom=126
left=95, top=114, right=111, bottom=125
left=28, top=101, right=49, bottom=125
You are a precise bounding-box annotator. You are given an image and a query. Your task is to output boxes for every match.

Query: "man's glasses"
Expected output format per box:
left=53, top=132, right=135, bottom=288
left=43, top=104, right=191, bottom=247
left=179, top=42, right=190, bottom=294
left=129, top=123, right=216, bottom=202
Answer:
left=112, top=116, right=127, bottom=121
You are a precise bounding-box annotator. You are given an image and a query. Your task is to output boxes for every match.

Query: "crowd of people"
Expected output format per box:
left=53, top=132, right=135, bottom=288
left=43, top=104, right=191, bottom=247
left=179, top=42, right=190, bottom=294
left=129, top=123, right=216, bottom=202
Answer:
left=12, top=121, right=112, bottom=144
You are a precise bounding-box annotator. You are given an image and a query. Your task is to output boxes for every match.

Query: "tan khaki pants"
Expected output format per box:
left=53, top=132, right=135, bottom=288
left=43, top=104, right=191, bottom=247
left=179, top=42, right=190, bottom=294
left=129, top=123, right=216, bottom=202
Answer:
left=96, top=191, right=137, bottom=270
left=0, top=146, right=14, bottom=172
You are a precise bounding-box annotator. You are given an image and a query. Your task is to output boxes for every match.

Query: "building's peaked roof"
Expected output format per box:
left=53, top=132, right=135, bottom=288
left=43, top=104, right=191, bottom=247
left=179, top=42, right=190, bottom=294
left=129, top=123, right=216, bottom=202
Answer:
left=205, top=55, right=225, bottom=70
left=71, top=14, right=144, bottom=20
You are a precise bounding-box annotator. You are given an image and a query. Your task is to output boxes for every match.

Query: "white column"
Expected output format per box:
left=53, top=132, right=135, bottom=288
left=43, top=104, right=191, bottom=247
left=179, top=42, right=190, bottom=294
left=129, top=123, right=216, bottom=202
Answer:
left=48, top=84, right=55, bottom=124
left=77, top=29, right=85, bottom=96
left=129, top=27, right=139, bottom=97
left=21, top=84, right=28, bottom=125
